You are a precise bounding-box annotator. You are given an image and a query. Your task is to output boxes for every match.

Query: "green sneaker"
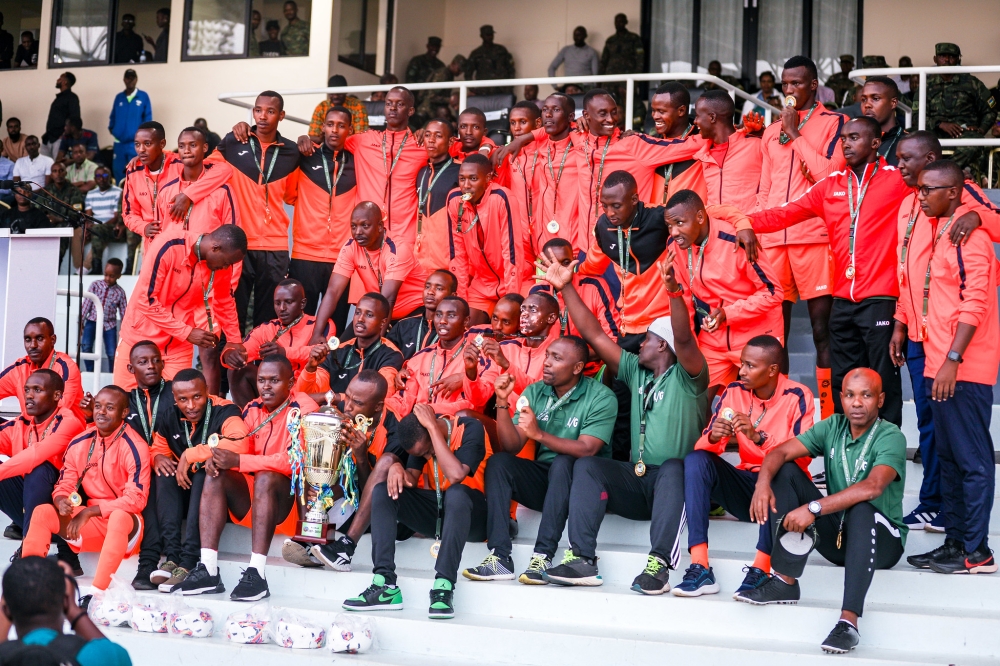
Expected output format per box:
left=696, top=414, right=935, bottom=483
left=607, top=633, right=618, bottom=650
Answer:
left=342, top=574, right=404, bottom=611
left=428, top=578, right=455, bottom=619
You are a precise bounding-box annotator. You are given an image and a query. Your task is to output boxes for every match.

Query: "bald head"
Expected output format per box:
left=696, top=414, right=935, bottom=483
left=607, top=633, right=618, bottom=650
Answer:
left=844, top=367, right=882, bottom=394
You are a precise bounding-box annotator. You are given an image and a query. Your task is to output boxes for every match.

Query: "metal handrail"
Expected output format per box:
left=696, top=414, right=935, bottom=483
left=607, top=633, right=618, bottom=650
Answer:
left=219, top=73, right=783, bottom=129
left=851, top=66, right=1000, bottom=148
left=57, top=288, right=104, bottom=395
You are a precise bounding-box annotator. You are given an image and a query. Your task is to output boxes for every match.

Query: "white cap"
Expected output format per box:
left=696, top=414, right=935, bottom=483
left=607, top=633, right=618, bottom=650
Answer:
left=646, top=316, right=674, bottom=351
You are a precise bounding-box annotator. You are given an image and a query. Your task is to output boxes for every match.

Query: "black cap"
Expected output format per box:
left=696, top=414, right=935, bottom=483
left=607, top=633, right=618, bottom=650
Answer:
left=428, top=36, right=442, bottom=47
left=770, top=520, right=818, bottom=579
left=124, top=68, right=137, bottom=78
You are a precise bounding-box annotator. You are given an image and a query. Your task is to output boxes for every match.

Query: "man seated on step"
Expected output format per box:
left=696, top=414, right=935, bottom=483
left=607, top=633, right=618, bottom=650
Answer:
left=0, top=318, right=83, bottom=420
left=744, top=368, right=907, bottom=655
left=0, top=370, right=85, bottom=573
left=671, top=335, right=814, bottom=598
left=386, top=296, right=499, bottom=417
left=462, top=335, right=617, bottom=584
left=387, top=270, right=459, bottom=362
left=343, top=404, right=489, bottom=619
left=176, top=356, right=319, bottom=601
left=149, top=369, right=248, bottom=592
left=533, top=252, right=709, bottom=590
left=21, top=386, right=149, bottom=598
left=295, top=292, right=404, bottom=407
left=223, top=279, right=317, bottom=408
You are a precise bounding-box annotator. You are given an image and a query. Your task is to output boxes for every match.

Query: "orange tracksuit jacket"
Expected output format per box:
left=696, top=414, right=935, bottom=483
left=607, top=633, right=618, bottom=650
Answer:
left=118, top=232, right=241, bottom=360
left=695, top=130, right=763, bottom=211
left=448, top=183, right=525, bottom=307
left=495, top=146, right=543, bottom=274
left=122, top=154, right=233, bottom=243
left=755, top=105, right=846, bottom=247
left=526, top=128, right=588, bottom=255
left=0, top=407, right=85, bottom=481
left=56, top=424, right=150, bottom=517
left=896, top=183, right=1000, bottom=343
left=415, top=158, right=460, bottom=272
left=0, top=351, right=83, bottom=419
left=238, top=393, right=319, bottom=475
left=284, top=147, right=357, bottom=264
left=344, top=129, right=426, bottom=245
left=333, top=235, right=429, bottom=319
left=386, top=337, right=500, bottom=417
left=294, top=336, right=402, bottom=396
left=153, top=168, right=240, bottom=238
left=231, top=316, right=317, bottom=376
left=602, top=132, right=708, bottom=207
left=695, top=373, right=814, bottom=473
left=449, top=137, right=498, bottom=161
left=669, top=206, right=784, bottom=352
left=749, top=158, right=911, bottom=302
left=577, top=130, right=621, bottom=235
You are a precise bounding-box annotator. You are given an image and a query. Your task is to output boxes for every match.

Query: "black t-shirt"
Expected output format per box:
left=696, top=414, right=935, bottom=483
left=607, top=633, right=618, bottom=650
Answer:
left=319, top=338, right=404, bottom=394
left=404, top=415, right=486, bottom=480
left=259, top=40, right=286, bottom=57
left=113, top=31, right=144, bottom=63
left=126, top=380, right=175, bottom=445
left=593, top=200, right=670, bottom=276
left=387, top=313, right=436, bottom=361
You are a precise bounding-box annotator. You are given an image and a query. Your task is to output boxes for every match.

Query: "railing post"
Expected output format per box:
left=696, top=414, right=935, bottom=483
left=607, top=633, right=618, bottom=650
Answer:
left=459, top=84, right=468, bottom=117
left=918, top=70, right=927, bottom=131
left=625, top=78, right=634, bottom=131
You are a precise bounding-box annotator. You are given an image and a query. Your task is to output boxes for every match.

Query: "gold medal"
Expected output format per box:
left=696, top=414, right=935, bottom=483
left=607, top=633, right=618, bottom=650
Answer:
left=461, top=192, right=473, bottom=201
left=720, top=407, right=736, bottom=421
left=354, top=413, right=374, bottom=434
left=783, top=95, right=797, bottom=108
left=430, top=540, right=441, bottom=558
left=547, top=220, right=560, bottom=234
left=68, top=492, right=82, bottom=507
left=327, top=336, right=340, bottom=351
left=207, top=433, right=220, bottom=449
left=515, top=396, right=530, bottom=412
left=634, top=461, right=646, bottom=477
left=474, top=333, right=484, bottom=348
left=845, top=265, right=855, bottom=279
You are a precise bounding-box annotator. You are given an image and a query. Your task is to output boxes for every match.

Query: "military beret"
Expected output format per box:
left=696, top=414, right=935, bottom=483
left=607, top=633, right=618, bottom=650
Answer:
left=839, top=54, right=855, bottom=63
left=861, top=55, right=888, bottom=68
left=935, top=43, right=961, bottom=56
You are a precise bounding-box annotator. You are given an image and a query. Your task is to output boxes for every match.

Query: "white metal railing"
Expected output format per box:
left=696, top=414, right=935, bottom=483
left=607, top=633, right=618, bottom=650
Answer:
left=219, top=73, right=783, bottom=129
left=57, top=288, right=103, bottom=395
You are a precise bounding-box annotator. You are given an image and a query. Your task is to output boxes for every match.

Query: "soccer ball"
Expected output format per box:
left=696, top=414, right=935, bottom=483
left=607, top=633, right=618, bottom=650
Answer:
left=131, top=604, right=168, bottom=633
left=273, top=619, right=325, bottom=649
left=327, top=615, right=373, bottom=653
left=89, top=598, right=132, bottom=627
left=170, top=609, right=214, bottom=638
left=225, top=615, right=269, bottom=644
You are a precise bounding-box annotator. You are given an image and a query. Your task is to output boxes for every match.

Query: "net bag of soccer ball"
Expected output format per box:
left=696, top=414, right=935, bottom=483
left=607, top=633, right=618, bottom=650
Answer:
left=87, top=575, right=135, bottom=628
left=225, top=602, right=271, bottom=644
left=327, top=613, right=374, bottom=654
left=130, top=598, right=169, bottom=633
left=270, top=608, right=325, bottom=649
left=166, top=593, right=214, bottom=638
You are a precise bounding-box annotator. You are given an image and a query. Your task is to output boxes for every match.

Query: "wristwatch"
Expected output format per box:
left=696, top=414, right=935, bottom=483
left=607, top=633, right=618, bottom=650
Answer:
left=807, top=500, right=822, bottom=516
left=947, top=350, right=964, bottom=363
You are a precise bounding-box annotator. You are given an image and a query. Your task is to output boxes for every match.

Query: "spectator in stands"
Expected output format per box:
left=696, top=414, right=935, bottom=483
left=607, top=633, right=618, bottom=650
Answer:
left=406, top=37, right=445, bottom=96
left=43, top=161, right=85, bottom=267
left=2, top=117, right=27, bottom=160
left=416, top=56, right=466, bottom=122
left=742, top=71, right=778, bottom=118
left=464, top=25, right=515, bottom=95
left=193, top=118, right=221, bottom=154
left=0, top=13, right=12, bottom=69
left=309, top=74, right=369, bottom=139
left=81, top=259, right=126, bottom=371
left=14, top=30, right=38, bottom=68
left=113, top=14, right=143, bottom=64
left=12, top=135, right=52, bottom=190
left=825, top=54, right=856, bottom=107
left=699, top=60, right=743, bottom=91
left=0, top=152, right=12, bottom=206
left=143, top=7, right=170, bottom=62
left=0, top=190, right=48, bottom=233
left=66, top=144, right=97, bottom=193
left=371, top=73, right=399, bottom=103
left=0, top=556, right=131, bottom=665
left=109, top=69, right=153, bottom=182
left=58, top=117, right=98, bottom=163
left=249, top=10, right=262, bottom=57
left=259, top=20, right=285, bottom=57
left=523, top=85, right=542, bottom=108
left=281, top=0, right=310, bottom=56
left=85, top=166, right=128, bottom=273
left=599, top=13, right=643, bottom=78
left=548, top=26, right=599, bottom=78
left=898, top=56, right=913, bottom=94
left=42, top=73, right=79, bottom=158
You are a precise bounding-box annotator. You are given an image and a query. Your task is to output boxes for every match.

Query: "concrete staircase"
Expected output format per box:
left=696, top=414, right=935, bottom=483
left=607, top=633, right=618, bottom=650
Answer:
left=2, top=458, right=997, bottom=665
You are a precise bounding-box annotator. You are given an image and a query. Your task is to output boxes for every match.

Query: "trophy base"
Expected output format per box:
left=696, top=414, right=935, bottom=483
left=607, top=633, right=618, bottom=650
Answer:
left=293, top=520, right=333, bottom=545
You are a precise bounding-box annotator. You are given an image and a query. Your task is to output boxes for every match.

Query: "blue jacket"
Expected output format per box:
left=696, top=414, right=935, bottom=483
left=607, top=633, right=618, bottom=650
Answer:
left=109, top=89, right=153, bottom=143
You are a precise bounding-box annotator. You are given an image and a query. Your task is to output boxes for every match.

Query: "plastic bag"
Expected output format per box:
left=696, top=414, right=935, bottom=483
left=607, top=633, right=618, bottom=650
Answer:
left=225, top=602, right=271, bottom=644
left=130, top=597, right=168, bottom=633
left=327, top=613, right=374, bottom=654
left=166, top=593, right=214, bottom=638
left=270, top=607, right=325, bottom=649
left=87, top=575, right=135, bottom=628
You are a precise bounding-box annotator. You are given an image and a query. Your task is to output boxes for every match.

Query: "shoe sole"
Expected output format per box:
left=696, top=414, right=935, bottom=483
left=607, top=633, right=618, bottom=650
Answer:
left=342, top=603, right=404, bottom=612
left=281, top=542, right=323, bottom=568
left=924, top=525, right=946, bottom=534
left=906, top=560, right=933, bottom=569
left=150, top=573, right=173, bottom=585
left=734, top=595, right=798, bottom=606
left=543, top=574, right=602, bottom=587
left=231, top=589, right=270, bottom=602
left=820, top=645, right=855, bottom=654
left=131, top=581, right=157, bottom=591
left=428, top=612, right=454, bottom=619
left=518, top=574, right=548, bottom=585
left=179, top=584, right=225, bottom=595
left=311, top=545, right=352, bottom=572
left=930, top=563, right=998, bottom=574
left=631, top=583, right=670, bottom=595
left=462, top=570, right=516, bottom=581
left=670, top=582, right=720, bottom=597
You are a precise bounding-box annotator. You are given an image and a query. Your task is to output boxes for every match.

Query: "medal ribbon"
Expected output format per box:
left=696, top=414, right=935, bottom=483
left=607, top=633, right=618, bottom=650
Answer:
left=778, top=103, right=818, bottom=145
left=183, top=400, right=213, bottom=450
left=431, top=418, right=454, bottom=541
left=417, top=158, right=453, bottom=234
left=661, top=124, right=694, bottom=203
left=537, top=382, right=578, bottom=421
left=839, top=418, right=881, bottom=486
left=76, top=424, right=126, bottom=497
left=546, top=140, right=572, bottom=224
left=897, top=196, right=921, bottom=281
left=919, top=212, right=957, bottom=340
left=248, top=396, right=291, bottom=438
left=428, top=342, right=466, bottom=401
left=133, top=380, right=164, bottom=442
left=271, top=315, right=304, bottom=343
left=320, top=148, right=345, bottom=235
left=847, top=161, right=879, bottom=276
left=249, top=137, right=281, bottom=223
left=637, top=370, right=670, bottom=464
left=195, top=235, right=217, bottom=335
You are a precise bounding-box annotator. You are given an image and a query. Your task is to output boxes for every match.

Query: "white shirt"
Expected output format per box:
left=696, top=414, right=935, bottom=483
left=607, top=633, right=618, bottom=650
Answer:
left=12, top=154, right=53, bottom=190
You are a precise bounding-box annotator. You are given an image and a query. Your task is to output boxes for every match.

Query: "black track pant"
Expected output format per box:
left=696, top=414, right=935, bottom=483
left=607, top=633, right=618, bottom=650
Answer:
left=235, top=249, right=290, bottom=331
left=155, top=470, right=206, bottom=571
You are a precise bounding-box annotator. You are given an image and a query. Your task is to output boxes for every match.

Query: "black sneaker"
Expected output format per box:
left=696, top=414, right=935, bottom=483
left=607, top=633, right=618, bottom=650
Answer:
left=175, top=563, right=225, bottom=595
left=342, top=574, right=404, bottom=611
left=462, top=550, right=515, bottom=581
left=131, top=562, right=158, bottom=591
left=518, top=553, right=551, bottom=585
left=631, top=555, right=670, bottom=595
left=79, top=595, right=93, bottom=613
left=811, top=471, right=826, bottom=490
left=929, top=545, right=998, bottom=574
left=543, top=549, right=602, bottom=586
left=51, top=552, right=83, bottom=578
left=3, top=523, right=22, bottom=540
left=733, top=565, right=770, bottom=600
left=313, top=535, right=355, bottom=572
left=734, top=574, right=800, bottom=605
left=820, top=620, right=860, bottom=654
left=428, top=578, right=455, bottom=619
left=231, top=567, right=270, bottom=601
left=907, top=538, right=964, bottom=569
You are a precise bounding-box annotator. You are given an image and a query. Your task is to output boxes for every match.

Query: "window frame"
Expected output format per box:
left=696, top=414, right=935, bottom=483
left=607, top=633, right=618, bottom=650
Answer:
left=181, top=0, right=252, bottom=62
left=48, top=0, right=118, bottom=68
left=336, top=0, right=394, bottom=75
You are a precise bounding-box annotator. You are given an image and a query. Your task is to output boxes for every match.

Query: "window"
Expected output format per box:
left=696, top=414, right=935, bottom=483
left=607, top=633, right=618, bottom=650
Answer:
left=698, top=0, right=742, bottom=81
left=251, top=0, right=312, bottom=58
left=50, top=0, right=170, bottom=66
left=51, top=0, right=109, bottom=64
left=1, top=1, right=44, bottom=69
left=811, top=0, right=858, bottom=82
left=337, top=0, right=392, bottom=74
left=182, top=0, right=311, bottom=60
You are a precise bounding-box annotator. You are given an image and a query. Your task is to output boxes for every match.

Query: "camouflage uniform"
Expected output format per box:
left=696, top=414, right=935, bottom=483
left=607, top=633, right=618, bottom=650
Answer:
left=599, top=30, right=644, bottom=75
left=416, top=65, right=456, bottom=120
left=825, top=55, right=856, bottom=108
left=281, top=18, right=310, bottom=56
left=406, top=52, right=446, bottom=109
left=464, top=43, right=515, bottom=95
left=842, top=56, right=886, bottom=107
left=249, top=31, right=259, bottom=57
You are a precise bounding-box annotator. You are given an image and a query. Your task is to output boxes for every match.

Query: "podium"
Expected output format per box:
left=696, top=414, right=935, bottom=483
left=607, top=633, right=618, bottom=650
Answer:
left=0, top=228, right=74, bottom=413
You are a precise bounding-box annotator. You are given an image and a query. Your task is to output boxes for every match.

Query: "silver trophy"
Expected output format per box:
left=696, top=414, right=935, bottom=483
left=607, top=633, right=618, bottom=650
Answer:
left=295, top=410, right=346, bottom=544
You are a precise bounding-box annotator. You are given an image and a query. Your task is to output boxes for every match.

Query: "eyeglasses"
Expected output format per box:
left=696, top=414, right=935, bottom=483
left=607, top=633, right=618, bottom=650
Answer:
left=917, top=185, right=955, bottom=196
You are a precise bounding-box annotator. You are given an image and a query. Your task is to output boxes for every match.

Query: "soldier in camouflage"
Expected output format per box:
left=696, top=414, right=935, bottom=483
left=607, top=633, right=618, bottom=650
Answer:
left=280, top=0, right=310, bottom=57
left=417, top=55, right=466, bottom=122
left=842, top=55, right=887, bottom=108
left=249, top=10, right=261, bottom=57
left=825, top=54, right=855, bottom=107
left=599, top=13, right=644, bottom=75
left=698, top=60, right=744, bottom=91
left=464, top=25, right=515, bottom=95
left=913, top=42, right=998, bottom=181
left=406, top=37, right=445, bottom=110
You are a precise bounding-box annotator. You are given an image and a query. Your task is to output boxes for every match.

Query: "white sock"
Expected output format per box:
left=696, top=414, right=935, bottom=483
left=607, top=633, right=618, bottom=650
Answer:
left=201, top=548, right=219, bottom=576
left=250, top=552, right=267, bottom=578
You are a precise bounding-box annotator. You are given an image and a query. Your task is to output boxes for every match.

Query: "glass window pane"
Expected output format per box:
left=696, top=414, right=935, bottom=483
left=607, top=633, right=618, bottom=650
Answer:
left=51, top=0, right=111, bottom=64
left=114, top=2, right=171, bottom=63
left=185, top=0, right=247, bottom=58
left=250, top=0, right=311, bottom=58
left=338, top=0, right=376, bottom=73
left=699, top=0, right=742, bottom=80
left=812, top=0, right=857, bottom=82
left=757, top=0, right=802, bottom=79
left=650, top=0, right=693, bottom=73
left=2, top=1, right=44, bottom=69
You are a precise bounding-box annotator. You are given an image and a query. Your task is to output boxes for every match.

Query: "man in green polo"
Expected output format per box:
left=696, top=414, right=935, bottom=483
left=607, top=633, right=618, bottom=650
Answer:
left=462, top=335, right=617, bottom=584
left=743, top=367, right=907, bottom=655
left=532, top=251, right=709, bottom=589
